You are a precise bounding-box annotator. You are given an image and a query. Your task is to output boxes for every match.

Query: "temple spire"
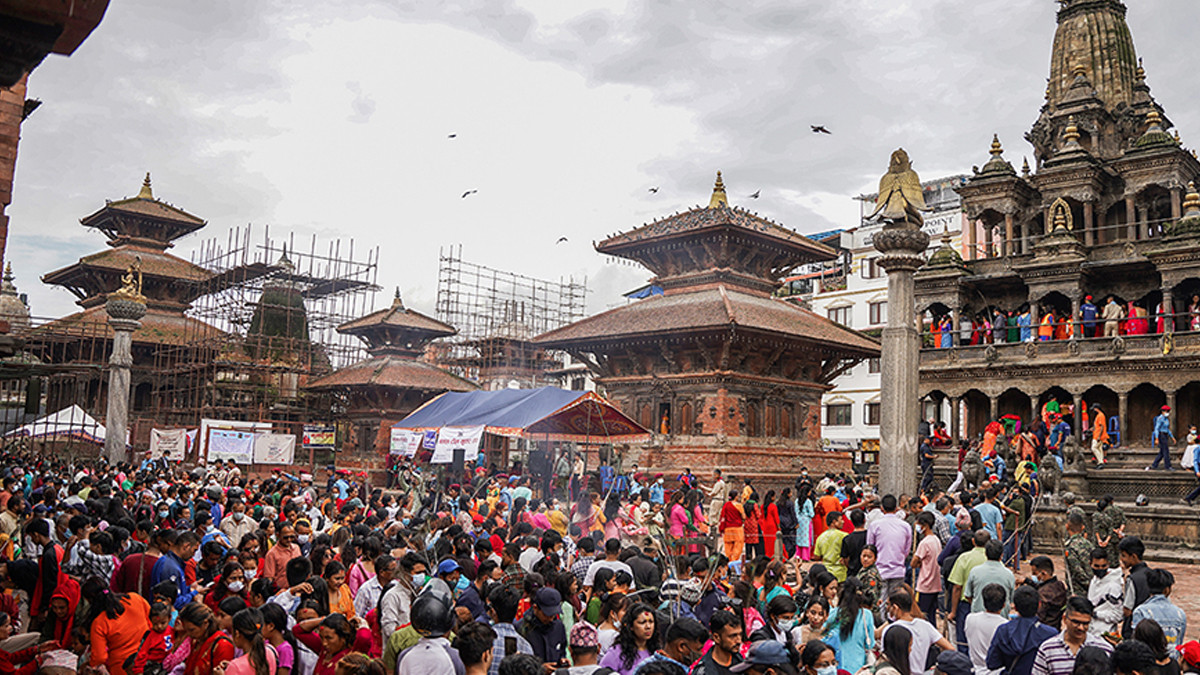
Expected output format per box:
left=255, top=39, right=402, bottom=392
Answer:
left=708, top=171, right=728, bottom=208
left=138, top=173, right=153, bottom=200
left=392, top=286, right=404, bottom=309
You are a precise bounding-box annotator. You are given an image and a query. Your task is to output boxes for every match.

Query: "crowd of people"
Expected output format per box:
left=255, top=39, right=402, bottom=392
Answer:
left=0, top=450, right=1188, bottom=675
left=924, top=294, right=1200, bottom=348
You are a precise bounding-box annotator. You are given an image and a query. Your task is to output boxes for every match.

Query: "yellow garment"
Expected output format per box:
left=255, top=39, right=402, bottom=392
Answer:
left=547, top=509, right=569, bottom=536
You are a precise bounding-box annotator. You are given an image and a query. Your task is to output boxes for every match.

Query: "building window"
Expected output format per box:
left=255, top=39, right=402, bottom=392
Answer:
left=826, top=404, right=852, bottom=427
left=869, top=302, right=887, bottom=325
left=828, top=306, right=851, bottom=326
left=868, top=358, right=881, bottom=373
left=863, top=258, right=881, bottom=279
left=865, top=403, right=881, bottom=426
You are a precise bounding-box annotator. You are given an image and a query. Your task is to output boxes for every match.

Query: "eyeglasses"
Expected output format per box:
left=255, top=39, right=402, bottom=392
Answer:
left=1064, top=616, right=1092, bottom=628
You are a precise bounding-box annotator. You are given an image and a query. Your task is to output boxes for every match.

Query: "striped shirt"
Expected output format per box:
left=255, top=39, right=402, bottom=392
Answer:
left=1031, top=633, right=1112, bottom=675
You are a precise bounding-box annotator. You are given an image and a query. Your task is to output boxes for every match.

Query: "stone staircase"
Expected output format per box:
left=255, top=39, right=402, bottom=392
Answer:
left=926, top=444, right=1198, bottom=503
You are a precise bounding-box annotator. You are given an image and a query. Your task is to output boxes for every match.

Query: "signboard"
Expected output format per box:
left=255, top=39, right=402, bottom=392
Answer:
left=149, top=428, right=188, bottom=461
left=208, top=429, right=255, bottom=463
left=253, top=433, right=296, bottom=464
left=199, top=419, right=270, bottom=462
left=390, top=428, right=423, bottom=457
left=303, top=425, right=336, bottom=451
left=422, top=430, right=438, bottom=450
left=430, top=425, right=485, bottom=464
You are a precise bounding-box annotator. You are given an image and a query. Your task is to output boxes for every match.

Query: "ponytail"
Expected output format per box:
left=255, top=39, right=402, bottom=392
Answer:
left=232, top=608, right=270, bottom=675
left=335, top=653, right=385, bottom=675
left=178, top=602, right=217, bottom=640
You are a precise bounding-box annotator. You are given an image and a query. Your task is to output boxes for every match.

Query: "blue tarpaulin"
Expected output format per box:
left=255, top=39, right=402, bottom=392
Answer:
left=394, top=387, right=649, bottom=441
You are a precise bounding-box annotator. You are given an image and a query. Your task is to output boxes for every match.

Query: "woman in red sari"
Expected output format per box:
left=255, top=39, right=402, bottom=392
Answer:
left=742, top=496, right=762, bottom=560
left=760, top=490, right=780, bottom=559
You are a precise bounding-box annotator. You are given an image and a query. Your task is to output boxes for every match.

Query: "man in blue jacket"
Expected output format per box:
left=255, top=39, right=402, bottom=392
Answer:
left=151, top=530, right=203, bottom=608
left=987, top=585, right=1057, bottom=675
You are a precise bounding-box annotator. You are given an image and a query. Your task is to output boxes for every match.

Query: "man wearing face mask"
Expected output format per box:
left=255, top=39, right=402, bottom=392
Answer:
left=1086, top=548, right=1124, bottom=638
left=632, top=617, right=708, bottom=674
left=218, top=499, right=256, bottom=547
left=381, top=551, right=431, bottom=636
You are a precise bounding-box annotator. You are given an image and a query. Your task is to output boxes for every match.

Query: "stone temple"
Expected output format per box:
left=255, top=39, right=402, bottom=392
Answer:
left=536, top=173, right=879, bottom=481
left=915, top=0, right=1200, bottom=517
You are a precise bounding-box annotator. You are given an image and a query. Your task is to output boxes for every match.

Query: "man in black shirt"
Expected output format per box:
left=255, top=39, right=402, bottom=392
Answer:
left=840, top=510, right=868, bottom=576
left=692, top=610, right=742, bottom=675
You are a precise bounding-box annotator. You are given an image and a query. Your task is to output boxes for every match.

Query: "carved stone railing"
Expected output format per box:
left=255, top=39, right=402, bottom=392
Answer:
left=919, top=332, right=1192, bottom=368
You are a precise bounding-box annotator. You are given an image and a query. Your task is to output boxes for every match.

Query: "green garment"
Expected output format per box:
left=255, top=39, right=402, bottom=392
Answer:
left=814, top=528, right=849, bottom=582
left=383, top=625, right=429, bottom=673
left=947, top=546, right=987, bottom=588
left=1063, top=533, right=1093, bottom=596
left=857, top=564, right=882, bottom=608
left=1007, top=316, right=1019, bottom=343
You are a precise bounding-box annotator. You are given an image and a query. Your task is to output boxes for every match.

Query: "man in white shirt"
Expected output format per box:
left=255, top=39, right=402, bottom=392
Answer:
left=582, top=538, right=634, bottom=587
left=965, top=583, right=1009, bottom=675
left=518, top=536, right=542, bottom=572
left=882, top=587, right=954, bottom=675
left=354, top=554, right=396, bottom=619
left=1087, top=547, right=1124, bottom=637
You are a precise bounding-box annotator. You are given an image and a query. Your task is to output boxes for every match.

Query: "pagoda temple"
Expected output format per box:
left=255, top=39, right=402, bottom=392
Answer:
left=306, top=290, right=476, bottom=482
left=33, top=175, right=218, bottom=415
left=535, top=174, right=880, bottom=480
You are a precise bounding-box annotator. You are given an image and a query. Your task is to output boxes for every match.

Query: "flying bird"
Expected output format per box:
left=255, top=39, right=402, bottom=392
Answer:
left=447, top=133, right=457, bottom=138
left=811, top=125, right=832, bottom=134
left=749, top=190, right=761, bottom=199
left=648, top=187, right=659, bottom=193
left=461, top=190, right=477, bottom=199
left=556, top=237, right=569, bottom=244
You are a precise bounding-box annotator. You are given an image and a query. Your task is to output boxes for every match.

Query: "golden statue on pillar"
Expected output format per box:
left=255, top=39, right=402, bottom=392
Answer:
left=868, top=149, right=928, bottom=226
left=112, top=255, right=145, bottom=302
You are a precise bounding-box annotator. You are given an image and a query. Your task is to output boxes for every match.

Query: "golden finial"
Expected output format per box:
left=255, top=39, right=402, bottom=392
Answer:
left=990, top=134, right=1003, bottom=157
left=708, top=171, right=728, bottom=208
left=1174, top=130, right=1182, bottom=144
left=137, top=173, right=153, bottom=200
left=1136, top=58, right=1145, bottom=82
left=1146, top=110, right=1164, bottom=131
left=1022, top=157, right=1031, bottom=177
left=1050, top=197, right=1074, bottom=232
left=392, top=286, right=404, bottom=309
left=1184, top=182, right=1200, bottom=218
left=1063, top=116, right=1081, bottom=144
left=1071, top=63, right=1087, bottom=80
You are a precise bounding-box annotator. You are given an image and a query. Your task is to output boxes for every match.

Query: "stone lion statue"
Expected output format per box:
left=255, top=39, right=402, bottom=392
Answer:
left=961, top=447, right=986, bottom=489
left=1039, top=455, right=1060, bottom=496
left=1061, top=435, right=1086, bottom=473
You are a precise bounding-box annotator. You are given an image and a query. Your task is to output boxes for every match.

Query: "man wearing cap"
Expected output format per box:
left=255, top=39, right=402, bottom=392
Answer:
left=935, top=651, right=974, bottom=675
left=518, top=587, right=568, bottom=669
left=1148, top=405, right=1175, bottom=471
left=563, top=622, right=605, bottom=675
left=728, top=641, right=791, bottom=675
left=1081, top=295, right=1098, bottom=338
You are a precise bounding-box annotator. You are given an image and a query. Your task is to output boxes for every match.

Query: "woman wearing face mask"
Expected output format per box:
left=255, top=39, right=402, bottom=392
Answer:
left=799, top=640, right=845, bottom=675
left=203, top=562, right=247, bottom=612
left=596, top=592, right=627, bottom=656
left=820, top=578, right=874, bottom=673
left=598, top=602, right=660, bottom=675
left=749, top=595, right=800, bottom=663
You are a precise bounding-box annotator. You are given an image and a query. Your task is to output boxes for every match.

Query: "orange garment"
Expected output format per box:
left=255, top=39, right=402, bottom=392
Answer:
left=1039, top=315, right=1054, bottom=339
left=89, top=593, right=152, bottom=675
left=1054, top=318, right=1069, bottom=341
left=330, top=583, right=356, bottom=620
left=813, top=495, right=841, bottom=540
left=1093, top=411, right=1109, bottom=443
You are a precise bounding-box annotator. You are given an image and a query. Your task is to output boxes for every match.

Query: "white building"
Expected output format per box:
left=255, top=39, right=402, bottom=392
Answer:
left=809, top=175, right=968, bottom=463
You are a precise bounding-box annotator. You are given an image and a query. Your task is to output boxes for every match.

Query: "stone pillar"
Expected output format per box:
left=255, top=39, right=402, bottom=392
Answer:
left=983, top=221, right=994, bottom=258
left=874, top=213, right=930, bottom=498
left=104, top=294, right=146, bottom=464
left=1163, top=287, right=1175, bottom=332
left=1031, top=397, right=1040, bottom=428
left=1126, top=196, right=1137, bottom=240
left=950, top=307, right=961, bottom=347
left=1167, top=391, right=1177, bottom=437
left=1071, top=295, right=1081, bottom=339
left=1172, top=188, right=1183, bottom=222
left=1118, top=391, right=1129, bottom=444
left=989, top=396, right=999, bottom=422
left=950, top=396, right=961, bottom=442
left=1030, top=301, right=1040, bottom=337
left=965, top=218, right=977, bottom=261
left=1004, top=213, right=1015, bottom=256
left=1084, top=202, right=1095, bottom=247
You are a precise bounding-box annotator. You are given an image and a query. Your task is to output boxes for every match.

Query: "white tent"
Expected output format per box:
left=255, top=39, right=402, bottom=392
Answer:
left=5, top=404, right=107, bottom=445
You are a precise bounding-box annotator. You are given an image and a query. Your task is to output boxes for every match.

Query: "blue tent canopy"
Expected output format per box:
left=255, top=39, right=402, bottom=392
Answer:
left=394, top=387, right=649, bottom=441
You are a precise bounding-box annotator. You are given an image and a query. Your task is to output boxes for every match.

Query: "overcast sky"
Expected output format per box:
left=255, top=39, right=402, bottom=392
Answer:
left=9, top=0, right=1200, bottom=322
